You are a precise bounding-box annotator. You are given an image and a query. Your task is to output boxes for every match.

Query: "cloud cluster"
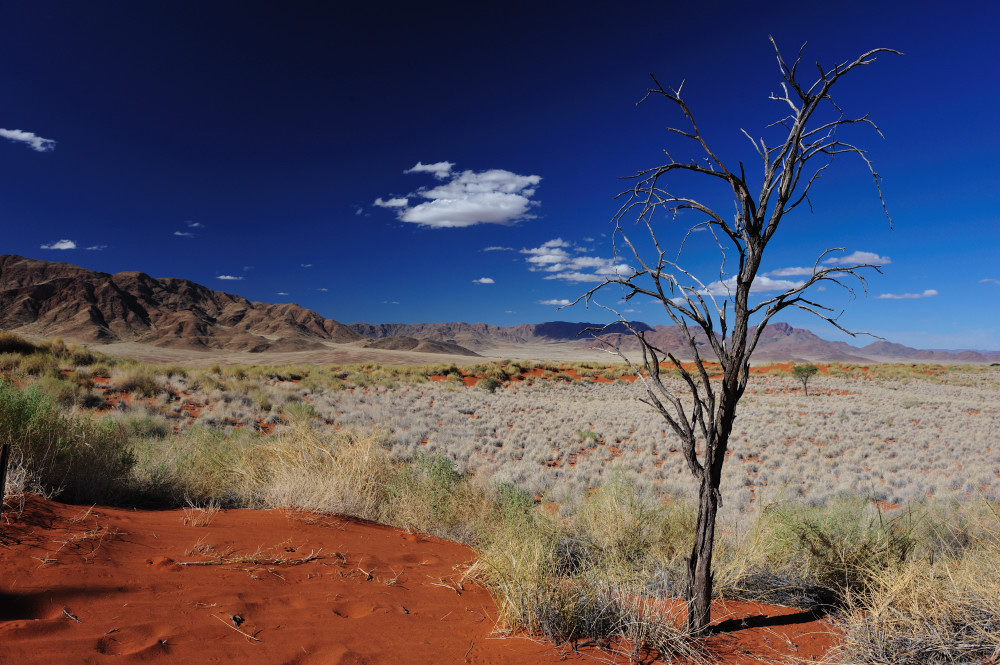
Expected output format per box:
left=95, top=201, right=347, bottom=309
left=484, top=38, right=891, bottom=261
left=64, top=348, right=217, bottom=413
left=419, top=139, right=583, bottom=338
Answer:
left=216, top=275, right=243, bottom=281
left=0, top=128, right=56, bottom=152
left=376, top=162, right=541, bottom=228
left=878, top=289, right=938, bottom=300
left=522, top=238, right=633, bottom=283
left=40, top=239, right=76, bottom=250
left=823, top=250, right=891, bottom=266
left=705, top=274, right=805, bottom=296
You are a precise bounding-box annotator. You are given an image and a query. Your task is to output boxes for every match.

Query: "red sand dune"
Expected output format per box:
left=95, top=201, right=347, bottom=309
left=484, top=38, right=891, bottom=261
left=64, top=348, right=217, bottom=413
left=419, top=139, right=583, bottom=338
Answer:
left=1, top=496, right=837, bottom=664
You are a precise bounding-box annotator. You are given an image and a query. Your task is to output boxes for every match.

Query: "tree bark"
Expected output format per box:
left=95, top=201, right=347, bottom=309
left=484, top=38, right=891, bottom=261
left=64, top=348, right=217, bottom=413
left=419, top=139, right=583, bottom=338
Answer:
left=686, top=471, right=720, bottom=633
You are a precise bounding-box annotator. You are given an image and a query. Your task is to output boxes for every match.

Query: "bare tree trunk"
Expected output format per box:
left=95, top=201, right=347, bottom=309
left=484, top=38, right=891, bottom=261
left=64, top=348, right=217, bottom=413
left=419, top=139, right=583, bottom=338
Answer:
left=686, top=471, right=720, bottom=633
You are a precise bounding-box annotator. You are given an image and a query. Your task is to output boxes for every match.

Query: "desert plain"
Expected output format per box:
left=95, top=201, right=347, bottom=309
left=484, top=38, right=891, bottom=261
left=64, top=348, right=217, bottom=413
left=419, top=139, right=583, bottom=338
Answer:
left=2, top=334, right=999, bottom=664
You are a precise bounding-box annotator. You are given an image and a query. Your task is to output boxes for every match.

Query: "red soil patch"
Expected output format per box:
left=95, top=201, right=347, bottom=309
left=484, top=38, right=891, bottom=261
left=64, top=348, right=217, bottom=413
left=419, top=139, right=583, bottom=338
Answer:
left=0, top=496, right=839, bottom=664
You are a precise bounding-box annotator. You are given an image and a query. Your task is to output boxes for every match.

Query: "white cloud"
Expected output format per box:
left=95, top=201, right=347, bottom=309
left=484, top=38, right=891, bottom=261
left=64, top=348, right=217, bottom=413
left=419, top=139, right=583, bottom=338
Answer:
left=404, top=161, right=454, bottom=179
left=318, top=287, right=329, bottom=292
left=382, top=163, right=542, bottom=228
left=705, top=275, right=805, bottom=296
left=539, top=299, right=571, bottom=306
left=522, top=238, right=633, bottom=283
left=186, top=221, right=204, bottom=228
left=767, top=266, right=814, bottom=277
left=0, top=128, right=56, bottom=152
left=877, top=289, right=938, bottom=300
left=276, top=291, right=289, bottom=296
left=174, top=231, right=194, bottom=237
left=374, top=197, right=408, bottom=208
left=472, top=277, right=495, bottom=284
left=301, top=263, right=312, bottom=268
left=40, top=239, right=76, bottom=250
left=483, top=246, right=513, bottom=252
left=217, top=275, right=243, bottom=281
left=85, top=244, right=107, bottom=251
left=823, top=250, right=891, bottom=266
left=383, top=300, right=400, bottom=305
left=980, top=278, right=1000, bottom=286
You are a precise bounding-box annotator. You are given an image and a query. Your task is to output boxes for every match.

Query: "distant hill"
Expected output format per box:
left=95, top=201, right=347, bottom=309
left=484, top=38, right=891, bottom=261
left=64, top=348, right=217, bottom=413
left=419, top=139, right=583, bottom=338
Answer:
left=3, top=255, right=996, bottom=363
left=351, top=319, right=1000, bottom=364
left=0, top=255, right=362, bottom=352
left=348, top=320, right=655, bottom=350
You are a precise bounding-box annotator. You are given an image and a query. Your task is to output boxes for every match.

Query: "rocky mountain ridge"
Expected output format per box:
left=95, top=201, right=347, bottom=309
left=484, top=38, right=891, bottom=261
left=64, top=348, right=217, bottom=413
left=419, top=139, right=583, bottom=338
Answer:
left=2, top=255, right=997, bottom=363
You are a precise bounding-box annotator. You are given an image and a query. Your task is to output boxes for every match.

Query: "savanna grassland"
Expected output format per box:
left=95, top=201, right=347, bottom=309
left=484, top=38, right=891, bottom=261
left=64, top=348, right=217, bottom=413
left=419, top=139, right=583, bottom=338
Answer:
left=3, top=331, right=1000, bottom=663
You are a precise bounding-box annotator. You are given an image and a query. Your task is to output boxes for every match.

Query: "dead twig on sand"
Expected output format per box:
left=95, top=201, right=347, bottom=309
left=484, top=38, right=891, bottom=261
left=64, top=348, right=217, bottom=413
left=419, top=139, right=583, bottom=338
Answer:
left=212, top=613, right=260, bottom=643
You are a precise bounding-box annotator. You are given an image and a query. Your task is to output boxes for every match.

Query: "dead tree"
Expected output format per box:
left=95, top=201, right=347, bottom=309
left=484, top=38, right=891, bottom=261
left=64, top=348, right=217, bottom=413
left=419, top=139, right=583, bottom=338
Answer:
left=578, top=38, right=900, bottom=634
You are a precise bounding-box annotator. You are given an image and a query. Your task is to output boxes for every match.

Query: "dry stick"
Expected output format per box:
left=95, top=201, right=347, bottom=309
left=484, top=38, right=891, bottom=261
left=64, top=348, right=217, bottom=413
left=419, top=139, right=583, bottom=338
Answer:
left=212, top=613, right=261, bottom=643
left=464, top=641, right=475, bottom=659
left=0, top=442, right=11, bottom=524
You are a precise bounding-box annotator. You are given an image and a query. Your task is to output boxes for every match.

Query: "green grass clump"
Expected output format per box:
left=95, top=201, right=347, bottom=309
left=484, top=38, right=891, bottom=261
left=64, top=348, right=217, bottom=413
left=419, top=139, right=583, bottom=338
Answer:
left=0, top=331, right=38, bottom=355
left=0, top=378, right=135, bottom=503
left=112, top=367, right=162, bottom=397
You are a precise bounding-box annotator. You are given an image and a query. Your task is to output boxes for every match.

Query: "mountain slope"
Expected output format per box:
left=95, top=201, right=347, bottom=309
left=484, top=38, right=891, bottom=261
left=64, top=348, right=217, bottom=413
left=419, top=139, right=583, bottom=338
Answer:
left=0, top=255, right=361, bottom=352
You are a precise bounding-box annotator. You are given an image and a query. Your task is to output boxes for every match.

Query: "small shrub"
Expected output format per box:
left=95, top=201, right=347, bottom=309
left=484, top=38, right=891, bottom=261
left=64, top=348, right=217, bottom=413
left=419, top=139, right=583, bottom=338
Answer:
left=479, top=377, right=502, bottom=393
left=0, top=331, right=37, bottom=355
left=18, top=353, right=59, bottom=377
left=112, top=368, right=161, bottom=397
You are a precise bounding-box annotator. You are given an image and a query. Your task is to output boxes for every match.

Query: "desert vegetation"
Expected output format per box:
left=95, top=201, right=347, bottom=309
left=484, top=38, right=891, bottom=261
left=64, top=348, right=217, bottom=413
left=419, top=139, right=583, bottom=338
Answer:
left=2, top=331, right=1000, bottom=662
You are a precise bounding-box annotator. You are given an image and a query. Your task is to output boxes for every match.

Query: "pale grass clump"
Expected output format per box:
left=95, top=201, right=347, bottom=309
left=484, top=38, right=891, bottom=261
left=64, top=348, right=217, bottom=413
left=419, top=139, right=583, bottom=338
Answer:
left=829, top=505, right=1000, bottom=664
left=471, top=476, right=703, bottom=661
left=232, top=422, right=394, bottom=522
left=129, top=425, right=260, bottom=503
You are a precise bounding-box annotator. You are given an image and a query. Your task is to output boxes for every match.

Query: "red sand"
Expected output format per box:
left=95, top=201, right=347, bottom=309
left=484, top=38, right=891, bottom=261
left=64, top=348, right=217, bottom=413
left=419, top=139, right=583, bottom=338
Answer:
left=1, top=496, right=837, bottom=664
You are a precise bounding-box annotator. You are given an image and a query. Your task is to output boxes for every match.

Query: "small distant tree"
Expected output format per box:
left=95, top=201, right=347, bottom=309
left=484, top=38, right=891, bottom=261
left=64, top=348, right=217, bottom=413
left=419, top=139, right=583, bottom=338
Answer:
left=792, top=363, right=819, bottom=396
left=579, top=38, right=899, bottom=634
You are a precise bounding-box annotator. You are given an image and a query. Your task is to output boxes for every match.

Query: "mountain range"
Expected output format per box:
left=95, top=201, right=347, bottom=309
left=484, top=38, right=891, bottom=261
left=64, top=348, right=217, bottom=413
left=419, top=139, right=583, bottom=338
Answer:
left=2, top=255, right=997, bottom=364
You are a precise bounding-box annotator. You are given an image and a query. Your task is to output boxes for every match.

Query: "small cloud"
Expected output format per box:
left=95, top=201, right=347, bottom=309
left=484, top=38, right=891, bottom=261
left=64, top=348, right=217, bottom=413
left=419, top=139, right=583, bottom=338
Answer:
left=276, top=291, right=289, bottom=296
left=483, top=246, right=514, bottom=252
left=767, top=266, right=814, bottom=277
left=380, top=162, right=541, bottom=228
left=40, top=239, right=76, bottom=250
left=383, top=300, right=400, bottom=305
left=0, top=128, right=56, bottom=152
left=374, top=197, right=409, bottom=208
left=404, top=161, right=454, bottom=179
left=174, top=231, right=194, bottom=238
left=301, top=263, right=312, bottom=268
left=539, top=298, right=571, bottom=306
left=473, top=277, right=495, bottom=284
left=354, top=206, right=365, bottom=216
left=505, top=310, right=515, bottom=314
left=878, top=289, right=938, bottom=300
left=186, top=221, right=204, bottom=228
left=243, top=265, right=253, bottom=271
left=823, top=250, right=891, bottom=266
left=85, top=244, right=107, bottom=251
left=980, top=278, right=1000, bottom=286
left=217, top=275, right=243, bottom=281
left=318, top=287, right=329, bottom=292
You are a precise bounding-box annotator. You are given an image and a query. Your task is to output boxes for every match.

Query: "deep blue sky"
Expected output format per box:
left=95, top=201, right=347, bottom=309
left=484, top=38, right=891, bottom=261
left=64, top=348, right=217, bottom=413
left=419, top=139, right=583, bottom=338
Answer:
left=2, top=1, right=998, bottom=350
